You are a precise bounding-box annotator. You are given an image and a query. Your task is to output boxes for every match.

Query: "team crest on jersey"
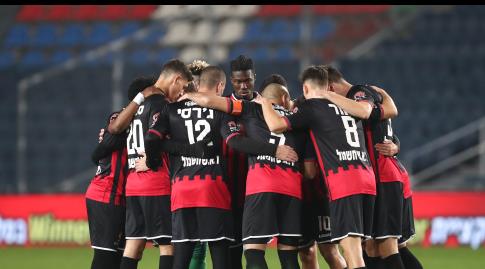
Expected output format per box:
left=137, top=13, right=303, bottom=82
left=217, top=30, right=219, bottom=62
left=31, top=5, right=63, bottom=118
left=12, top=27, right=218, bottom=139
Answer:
left=151, top=112, right=160, bottom=128
left=227, top=121, right=239, bottom=132
left=292, top=107, right=298, bottom=113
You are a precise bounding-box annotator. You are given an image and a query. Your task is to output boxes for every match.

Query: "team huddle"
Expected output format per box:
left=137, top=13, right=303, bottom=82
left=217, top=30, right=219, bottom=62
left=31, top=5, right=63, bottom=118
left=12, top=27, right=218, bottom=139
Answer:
left=84, top=55, right=424, bottom=269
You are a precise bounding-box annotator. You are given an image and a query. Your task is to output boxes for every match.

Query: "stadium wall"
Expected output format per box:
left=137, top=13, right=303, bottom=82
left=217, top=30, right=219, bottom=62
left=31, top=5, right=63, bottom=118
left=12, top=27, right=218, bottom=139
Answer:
left=1, top=192, right=485, bottom=249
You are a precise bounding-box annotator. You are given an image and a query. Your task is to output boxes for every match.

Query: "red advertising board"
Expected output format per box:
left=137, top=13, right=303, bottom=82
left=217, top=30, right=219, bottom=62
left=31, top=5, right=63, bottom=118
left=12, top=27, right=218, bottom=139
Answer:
left=1, top=192, right=485, bottom=248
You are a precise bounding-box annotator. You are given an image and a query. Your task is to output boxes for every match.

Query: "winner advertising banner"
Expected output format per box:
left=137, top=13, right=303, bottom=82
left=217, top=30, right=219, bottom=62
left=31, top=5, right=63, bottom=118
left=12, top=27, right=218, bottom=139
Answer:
left=1, top=192, right=485, bottom=248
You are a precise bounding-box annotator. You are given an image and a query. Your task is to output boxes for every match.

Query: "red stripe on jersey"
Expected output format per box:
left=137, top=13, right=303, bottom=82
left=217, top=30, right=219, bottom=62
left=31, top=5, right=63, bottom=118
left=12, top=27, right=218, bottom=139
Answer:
left=148, top=129, right=162, bottom=138
left=365, top=126, right=378, bottom=175
left=225, top=132, right=240, bottom=144
left=125, top=153, right=171, bottom=196
left=171, top=174, right=231, bottom=211
left=309, top=130, right=333, bottom=200
left=245, top=164, right=303, bottom=199
left=85, top=149, right=127, bottom=205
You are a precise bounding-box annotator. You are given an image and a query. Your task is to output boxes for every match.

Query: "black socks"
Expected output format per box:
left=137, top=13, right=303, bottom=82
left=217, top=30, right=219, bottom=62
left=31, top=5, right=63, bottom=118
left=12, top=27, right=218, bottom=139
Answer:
left=91, top=249, right=121, bottom=269
left=120, top=256, right=139, bottom=269
left=399, top=247, right=423, bottom=269
left=277, top=249, right=300, bottom=269
left=159, top=255, right=174, bottom=269
left=230, top=245, right=243, bottom=269
left=382, top=253, right=405, bottom=269
left=244, top=249, right=268, bottom=269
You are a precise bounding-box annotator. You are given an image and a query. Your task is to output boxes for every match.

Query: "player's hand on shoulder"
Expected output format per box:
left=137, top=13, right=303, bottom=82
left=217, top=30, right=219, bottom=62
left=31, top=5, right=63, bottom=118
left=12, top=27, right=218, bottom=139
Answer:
left=276, top=145, right=299, bottom=162
left=375, top=139, right=399, bottom=156
left=142, top=86, right=162, bottom=98
left=135, top=152, right=150, bottom=172
left=178, top=93, right=191, bottom=102
left=98, top=128, right=105, bottom=143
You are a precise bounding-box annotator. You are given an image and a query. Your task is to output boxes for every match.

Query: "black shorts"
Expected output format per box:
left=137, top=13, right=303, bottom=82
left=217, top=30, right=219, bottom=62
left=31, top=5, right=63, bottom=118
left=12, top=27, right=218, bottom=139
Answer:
left=125, top=195, right=172, bottom=245
left=298, top=196, right=332, bottom=248
left=242, top=192, right=302, bottom=246
left=171, top=207, right=234, bottom=243
left=399, top=197, right=416, bottom=244
left=230, top=207, right=244, bottom=248
left=373, top=181, right=404, bottom=239
left=329, top=194, right=375, bottom=242
left=86, top=198, right=125, bottom=252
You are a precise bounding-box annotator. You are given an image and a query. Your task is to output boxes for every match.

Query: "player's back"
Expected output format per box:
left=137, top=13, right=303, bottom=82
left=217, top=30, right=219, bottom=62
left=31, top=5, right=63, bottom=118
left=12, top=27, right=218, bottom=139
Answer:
left=125, top=94, right=171, bottom=196
left=166, top=100, right=231, bottom=211
left=239, top=101, right=307, bottom=198
left=294, top=98, right=376, bottom=201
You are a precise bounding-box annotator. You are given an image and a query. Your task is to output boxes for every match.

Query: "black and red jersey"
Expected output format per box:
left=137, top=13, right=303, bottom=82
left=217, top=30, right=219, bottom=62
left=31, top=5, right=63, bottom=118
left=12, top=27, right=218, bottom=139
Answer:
left=347, top=85, right=411, bottom=197
left=86, top=129, right=128, bottom=206
left=284, top=98, right=376, bottom=201
left=125, top=94, right=171, bottom=196
left=150, top=99, right=236, bottom=211
left=229, top=99, right=308, bottom=199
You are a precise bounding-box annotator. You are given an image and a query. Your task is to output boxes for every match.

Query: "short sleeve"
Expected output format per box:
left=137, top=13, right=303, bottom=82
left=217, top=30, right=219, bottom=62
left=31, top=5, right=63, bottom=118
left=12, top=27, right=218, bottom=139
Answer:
left=285, top=101, right=312, bottom=131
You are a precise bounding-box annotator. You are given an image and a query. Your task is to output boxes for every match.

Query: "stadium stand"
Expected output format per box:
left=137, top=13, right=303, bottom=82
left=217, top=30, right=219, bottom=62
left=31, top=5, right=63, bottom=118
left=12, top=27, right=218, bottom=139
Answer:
left=1, top=5, right=483, bottom=193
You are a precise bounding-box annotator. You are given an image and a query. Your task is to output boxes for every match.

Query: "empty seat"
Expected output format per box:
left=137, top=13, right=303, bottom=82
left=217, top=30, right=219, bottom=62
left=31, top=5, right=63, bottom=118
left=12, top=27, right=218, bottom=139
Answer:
left=71, top=5, right=99, bottom=21
left=162, top=21, right=192, bottom=45
left=4, top=24, right=30, bottom=47
left=85, top=23, right=113, bottom=46
left=216, top=19, right=245, bottom=44
left=20, top=50, right=46, bottom=66
left=128, top=49, right=150, bottom=65
left=180, top=46, right=206, bottom=63
left=312, top=17, right=336, bottom=41
left=102, top=5, right=129, bottom=20
left=46, top=5, right=73, bottom=21
left=50, top=50, right=72, bottom=65
left=0, top=51, right=14, bottom=69
left=130, top=5, right=157, bottom=19
left=58, top=23, right=85, bottom=46
left=156, top=48, right=178, bottom=63
left=190, top=20, right=213, bottom=44
left=16, top=5, right=45, bottom=21
left=31, top=23, right=58, bottom=47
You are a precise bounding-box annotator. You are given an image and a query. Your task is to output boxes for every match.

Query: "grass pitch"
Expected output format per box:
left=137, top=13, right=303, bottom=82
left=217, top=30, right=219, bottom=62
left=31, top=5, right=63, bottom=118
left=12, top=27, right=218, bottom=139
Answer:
left=0, top=246, right=483, bottom=269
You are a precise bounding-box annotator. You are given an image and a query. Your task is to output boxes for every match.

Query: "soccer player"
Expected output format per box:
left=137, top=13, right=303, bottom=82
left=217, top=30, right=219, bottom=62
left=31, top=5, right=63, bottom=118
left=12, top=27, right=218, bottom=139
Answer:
left=186, top=59, right=210, bottom=269
left=321, top=65, right=408, bottom=269
left=86, top=111, right=128, bottom=269
left=145, top=65, right=237, bottom=269
left=260, top=66, right=376, bottom=269
left=225, top=55, right=259, bottom=269
left=108, top=59, right=193, bottom=269
left=257, top=73, right=288, bottom=92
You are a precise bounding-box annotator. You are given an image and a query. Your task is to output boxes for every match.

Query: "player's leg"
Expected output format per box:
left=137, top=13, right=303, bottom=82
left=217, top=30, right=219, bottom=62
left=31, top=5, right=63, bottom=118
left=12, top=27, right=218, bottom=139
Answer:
left=244, top=243, right=268, bottom=269
left=398, top=197, right=422, bottom=269
left=144, top=195, right=173, bottom=269
left=86, top=198, right=126, bottom=269
left=277, top=237, right=301, bottom=269
left=173, top=241, right=197, bottom=269
left=339, top=236, right=365, bottom=268
left=277, top=193, right=303, bottom=269
left=299, top=242, right=319, bottom=269
left=398, top=243, right=423, bottom=269
left=318, top=243, right=346, bottom=269
left=363, top=240, right=381, bottom=269
left=374, top=182, right=405, bottom=269
left=242, top=193, right=278, bottom=269
left=208, top=240, right=231, bottom=269
left=230, top=207, right=244, bottom=269
left=120, top=196, right=147, bottom=269
left=189, top=242, right=207, bottom=269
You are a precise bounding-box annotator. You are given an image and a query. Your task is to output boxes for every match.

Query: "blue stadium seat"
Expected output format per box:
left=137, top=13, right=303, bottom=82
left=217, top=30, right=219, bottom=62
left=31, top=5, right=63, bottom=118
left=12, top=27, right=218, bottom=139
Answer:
left=20, top=50, right=46, bottom=66
left=118, top=22, right=141, bottom=37
left=129, top=49, right=150, bottom=65
left=4, top=24, right=29, bottom=48
left=273, top=45, right=294, bottom=60
left=0, top=51, right=14, bottom=69
left=85, top=23, right=113, bottom=46
left=241, top=19, right=264, bottom=43
left=312, top=17, right=335, bottom=41
left=156, top=48, right=178, bottom=63
left=32, top=24, right=57, bottom=47
left=59, top=24, right=85, bottom=46
left=251, top=46, right=271, bottom=61
left=50, top=50, right=72, bottom=65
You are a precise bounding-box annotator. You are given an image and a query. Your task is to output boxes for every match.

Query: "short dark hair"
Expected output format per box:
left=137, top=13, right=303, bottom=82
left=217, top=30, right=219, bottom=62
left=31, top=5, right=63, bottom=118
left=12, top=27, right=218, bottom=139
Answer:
left=106, top=110, right=121, bottom=125
left=258, top=74, right=287, bottom=92
left=161, top=59, right=193, bottom=81
left=200, top=66, right=226, bottom=89
left=320, top=65, right=343, bottom=83
left=300, top=65, right=328, bottom=88
left=230, top=55, right=254, bottom=73
left=127, top=76, right=156, bottom=101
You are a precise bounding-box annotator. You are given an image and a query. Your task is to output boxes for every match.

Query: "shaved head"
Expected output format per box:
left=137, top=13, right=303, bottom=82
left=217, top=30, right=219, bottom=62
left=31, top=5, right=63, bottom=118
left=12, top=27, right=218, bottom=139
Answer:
left=262, top=83, right=290, bottom=100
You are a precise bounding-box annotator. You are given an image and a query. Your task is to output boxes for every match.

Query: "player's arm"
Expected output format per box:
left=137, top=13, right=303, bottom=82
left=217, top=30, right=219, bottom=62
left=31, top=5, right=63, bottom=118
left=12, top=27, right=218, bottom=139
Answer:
left=369, top=85, right=398, bottom=119
left=178, top=92, right=232, bottom=113
left=260, top=97, right=290, bottom=133
left=108, top=86, right=162, bottom=134
left=311, top=91, right=372, bottom=119
left=91, top=131, right=127, bottom=164
left=375, top=134, right=400, bottom=157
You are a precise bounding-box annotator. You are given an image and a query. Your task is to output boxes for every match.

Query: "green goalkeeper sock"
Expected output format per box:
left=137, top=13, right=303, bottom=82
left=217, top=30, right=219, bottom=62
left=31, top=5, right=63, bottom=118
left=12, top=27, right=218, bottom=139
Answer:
left=189, top=242, right=207, bottom=269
